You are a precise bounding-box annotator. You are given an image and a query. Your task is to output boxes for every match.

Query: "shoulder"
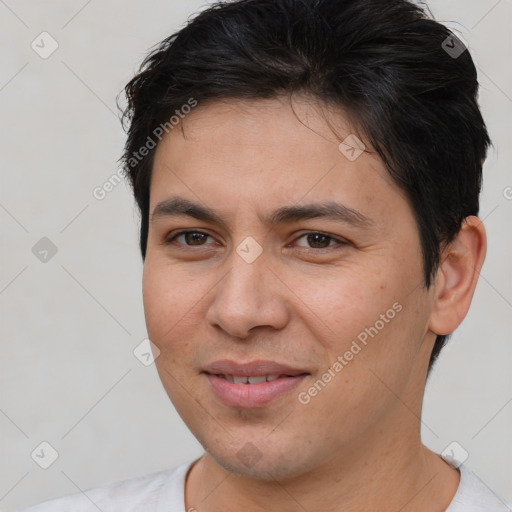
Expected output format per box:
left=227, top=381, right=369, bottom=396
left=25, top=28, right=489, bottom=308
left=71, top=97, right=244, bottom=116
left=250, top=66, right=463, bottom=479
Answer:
left=17, top=462, right=191, bottom=512
left=446, top=464, right=511, bottom=512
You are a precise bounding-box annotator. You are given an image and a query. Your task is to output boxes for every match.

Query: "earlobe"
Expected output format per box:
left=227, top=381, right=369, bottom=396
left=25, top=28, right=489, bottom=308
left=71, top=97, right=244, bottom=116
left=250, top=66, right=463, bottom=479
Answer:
left=429, top=216, right=487, bottom=336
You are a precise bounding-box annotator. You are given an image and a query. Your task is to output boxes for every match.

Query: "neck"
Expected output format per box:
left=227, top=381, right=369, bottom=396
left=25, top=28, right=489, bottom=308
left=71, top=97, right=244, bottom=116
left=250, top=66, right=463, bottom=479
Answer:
left=185, top=426, right=459, bottom=512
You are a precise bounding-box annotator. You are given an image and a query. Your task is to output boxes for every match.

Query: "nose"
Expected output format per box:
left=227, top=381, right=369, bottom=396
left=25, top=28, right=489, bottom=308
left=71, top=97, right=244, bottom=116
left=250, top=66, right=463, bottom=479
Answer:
left=205, top=248, right=289, bottom=339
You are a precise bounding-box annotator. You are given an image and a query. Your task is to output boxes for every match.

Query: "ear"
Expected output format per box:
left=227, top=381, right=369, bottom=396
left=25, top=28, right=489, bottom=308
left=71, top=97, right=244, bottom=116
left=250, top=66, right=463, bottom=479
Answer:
left=428, top=216, right=487, bottom=336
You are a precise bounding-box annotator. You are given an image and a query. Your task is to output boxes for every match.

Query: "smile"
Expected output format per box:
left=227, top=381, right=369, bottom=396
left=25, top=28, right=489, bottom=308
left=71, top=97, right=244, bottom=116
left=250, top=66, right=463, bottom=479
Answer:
left=216, top=374, right=294, bottom=384
left=205, top=373, right=309, bottom=408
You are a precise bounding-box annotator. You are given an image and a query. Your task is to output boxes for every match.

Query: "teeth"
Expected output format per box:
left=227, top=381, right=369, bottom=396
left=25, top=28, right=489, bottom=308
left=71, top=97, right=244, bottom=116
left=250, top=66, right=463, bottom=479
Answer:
left=248, top=376, right=266, bottom=384
left=221, top=374, right=284, bottom=384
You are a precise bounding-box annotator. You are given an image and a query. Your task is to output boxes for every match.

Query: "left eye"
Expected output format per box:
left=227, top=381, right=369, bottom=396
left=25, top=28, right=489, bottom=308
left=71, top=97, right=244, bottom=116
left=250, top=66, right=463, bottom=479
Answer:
left=293, top=232, right=345, bottom=249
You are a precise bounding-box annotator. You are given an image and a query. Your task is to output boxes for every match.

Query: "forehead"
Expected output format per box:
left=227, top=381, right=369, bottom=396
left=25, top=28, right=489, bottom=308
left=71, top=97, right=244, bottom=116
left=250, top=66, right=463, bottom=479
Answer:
left=155, top=96, right=362, bottom=165
left=150, top=97, right=408, bottom=226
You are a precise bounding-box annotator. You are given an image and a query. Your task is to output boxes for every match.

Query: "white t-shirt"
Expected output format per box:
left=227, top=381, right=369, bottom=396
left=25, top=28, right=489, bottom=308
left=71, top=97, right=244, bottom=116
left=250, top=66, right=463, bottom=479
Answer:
left=18, top=459, right=510, bottom=512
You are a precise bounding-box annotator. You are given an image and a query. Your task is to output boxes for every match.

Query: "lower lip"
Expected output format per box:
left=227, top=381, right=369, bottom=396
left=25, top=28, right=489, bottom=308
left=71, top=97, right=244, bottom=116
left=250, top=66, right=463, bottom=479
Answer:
left=205, top=374, right=308, bottom=408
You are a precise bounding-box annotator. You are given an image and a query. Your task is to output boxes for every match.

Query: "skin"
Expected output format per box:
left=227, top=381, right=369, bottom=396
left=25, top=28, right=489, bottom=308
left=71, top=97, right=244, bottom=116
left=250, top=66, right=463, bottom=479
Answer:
left=143, top=96, right=487, bottom=512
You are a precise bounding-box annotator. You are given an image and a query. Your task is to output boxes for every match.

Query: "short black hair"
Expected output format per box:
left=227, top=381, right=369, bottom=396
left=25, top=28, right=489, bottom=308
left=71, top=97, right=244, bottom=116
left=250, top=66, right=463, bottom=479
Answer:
left=120, top=0, right=491, bottom=373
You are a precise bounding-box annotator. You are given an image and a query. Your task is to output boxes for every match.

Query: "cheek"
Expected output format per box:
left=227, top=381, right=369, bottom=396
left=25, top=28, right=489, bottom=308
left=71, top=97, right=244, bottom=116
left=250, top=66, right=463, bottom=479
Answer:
left=142, top=260, right=203, bottom=406
left=284, top=264, right=397, bottom=350
left=288, top=258, right=426, bottom=385
left=142, top=258, right=198, bottom=349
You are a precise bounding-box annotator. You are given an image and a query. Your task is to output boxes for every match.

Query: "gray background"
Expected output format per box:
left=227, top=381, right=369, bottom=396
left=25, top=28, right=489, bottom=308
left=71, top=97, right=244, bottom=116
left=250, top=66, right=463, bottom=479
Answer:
left=0, top=1, right=511, bottom=510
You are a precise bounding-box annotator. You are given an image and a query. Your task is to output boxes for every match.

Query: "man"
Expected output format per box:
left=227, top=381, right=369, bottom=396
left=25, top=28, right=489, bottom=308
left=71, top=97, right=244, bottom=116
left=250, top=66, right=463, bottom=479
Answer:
left=21, top=0, right=509, bottom=510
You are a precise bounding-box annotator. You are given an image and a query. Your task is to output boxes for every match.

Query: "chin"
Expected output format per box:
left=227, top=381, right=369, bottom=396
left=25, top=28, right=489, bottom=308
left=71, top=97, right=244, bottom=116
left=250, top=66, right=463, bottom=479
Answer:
left=203, top=438, right=319, bottom=482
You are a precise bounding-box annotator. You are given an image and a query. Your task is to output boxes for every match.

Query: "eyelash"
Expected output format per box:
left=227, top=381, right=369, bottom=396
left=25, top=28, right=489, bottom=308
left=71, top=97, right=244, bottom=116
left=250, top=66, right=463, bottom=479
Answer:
left=164, top=230, right=347, bottom=251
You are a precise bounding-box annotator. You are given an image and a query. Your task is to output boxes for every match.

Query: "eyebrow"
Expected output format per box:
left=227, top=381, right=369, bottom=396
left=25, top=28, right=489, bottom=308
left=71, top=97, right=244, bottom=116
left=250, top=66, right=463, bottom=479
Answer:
left=151, top=196, right=374, bottom=229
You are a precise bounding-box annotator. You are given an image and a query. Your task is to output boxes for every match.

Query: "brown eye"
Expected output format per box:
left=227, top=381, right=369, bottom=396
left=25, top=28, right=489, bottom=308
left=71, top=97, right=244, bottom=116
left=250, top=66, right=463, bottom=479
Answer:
left=294, top=232, right=345, bottom=250
left=166, top=231, right=214, bottom=246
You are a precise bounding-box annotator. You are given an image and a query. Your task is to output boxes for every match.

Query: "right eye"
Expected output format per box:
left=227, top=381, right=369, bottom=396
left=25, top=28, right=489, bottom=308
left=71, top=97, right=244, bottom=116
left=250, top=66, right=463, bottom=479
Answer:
left=165, top=230, right=217, bottom=247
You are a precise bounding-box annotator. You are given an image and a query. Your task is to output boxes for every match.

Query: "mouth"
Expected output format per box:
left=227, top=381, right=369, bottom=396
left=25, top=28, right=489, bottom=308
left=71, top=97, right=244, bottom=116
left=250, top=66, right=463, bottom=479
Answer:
left=203, top=359, right=309, bottom=377
left=213, top=373, right=306, bottom=384
left=203, top=360, right=310, bottom=408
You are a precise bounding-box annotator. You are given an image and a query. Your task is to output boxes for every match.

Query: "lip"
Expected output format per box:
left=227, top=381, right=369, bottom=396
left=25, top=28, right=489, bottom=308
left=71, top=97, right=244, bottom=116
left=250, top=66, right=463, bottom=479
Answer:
left=203, top=359, right=309, bottom=377
left=203, top=359, right=310, bottom=408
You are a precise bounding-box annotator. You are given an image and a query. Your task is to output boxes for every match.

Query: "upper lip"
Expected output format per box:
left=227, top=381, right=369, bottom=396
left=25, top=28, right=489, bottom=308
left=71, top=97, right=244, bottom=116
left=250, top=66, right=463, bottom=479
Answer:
left=203, top=359, right=310, bottom=377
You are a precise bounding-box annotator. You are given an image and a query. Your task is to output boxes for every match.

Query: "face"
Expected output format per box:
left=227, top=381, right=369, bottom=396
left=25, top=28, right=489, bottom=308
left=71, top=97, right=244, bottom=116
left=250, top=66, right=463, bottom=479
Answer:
left=143, top=96, right=437, bottom=480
